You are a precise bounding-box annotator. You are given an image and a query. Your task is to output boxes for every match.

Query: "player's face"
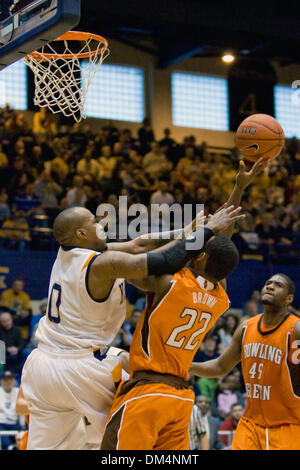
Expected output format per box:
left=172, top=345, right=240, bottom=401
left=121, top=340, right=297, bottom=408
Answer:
left=82, top=214, right=107, bottom=251
left=196, top=396, right=210, bottom=414
left=261, top=275, right=292, bottom=309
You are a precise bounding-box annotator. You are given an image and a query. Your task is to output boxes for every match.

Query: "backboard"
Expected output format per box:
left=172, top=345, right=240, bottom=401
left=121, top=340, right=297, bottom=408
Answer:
left=0, top=0, right=81, bottom=70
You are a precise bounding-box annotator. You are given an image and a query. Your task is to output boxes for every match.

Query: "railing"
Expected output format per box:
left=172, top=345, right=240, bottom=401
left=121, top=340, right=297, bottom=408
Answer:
left=0, top=430, right=19, bottom=450
left=217, top=430, right=235, bottom=448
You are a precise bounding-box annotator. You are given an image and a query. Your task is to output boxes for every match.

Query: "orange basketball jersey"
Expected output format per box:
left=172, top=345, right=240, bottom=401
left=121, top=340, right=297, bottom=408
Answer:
left=129, top=268, right=230, bottom=379
left=241, top=313, right=300, bottom=427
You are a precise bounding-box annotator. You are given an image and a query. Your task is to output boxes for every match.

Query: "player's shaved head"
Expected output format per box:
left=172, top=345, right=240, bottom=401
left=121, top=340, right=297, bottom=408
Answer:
left=53, top=207, right=92, bottom=246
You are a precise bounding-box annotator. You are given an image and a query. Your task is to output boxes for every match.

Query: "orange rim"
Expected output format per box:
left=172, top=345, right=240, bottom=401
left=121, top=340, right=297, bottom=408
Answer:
left=25, top=31, right=108, bottom=61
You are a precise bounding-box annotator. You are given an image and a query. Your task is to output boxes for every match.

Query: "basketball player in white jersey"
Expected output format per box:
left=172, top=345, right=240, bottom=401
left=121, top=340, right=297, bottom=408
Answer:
left=21, top=205, right=243, bottom=449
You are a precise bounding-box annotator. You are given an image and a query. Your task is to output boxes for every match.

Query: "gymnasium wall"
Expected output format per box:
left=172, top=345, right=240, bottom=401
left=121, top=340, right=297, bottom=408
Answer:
left=0, top=250, right=299, bottom=308
left=21, top=38, right=300, bottom=148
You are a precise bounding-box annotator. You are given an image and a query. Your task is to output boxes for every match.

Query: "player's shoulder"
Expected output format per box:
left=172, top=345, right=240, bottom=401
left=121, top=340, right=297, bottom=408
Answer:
left=241, top=313, right=263, bottom=328
left=58, top=246, right=101, bottom=262
left=176, top=268, right=217, bottom=292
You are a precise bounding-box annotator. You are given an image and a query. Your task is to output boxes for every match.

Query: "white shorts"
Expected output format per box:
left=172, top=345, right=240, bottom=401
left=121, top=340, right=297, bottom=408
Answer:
left=21, top=344, right=122, bottom=450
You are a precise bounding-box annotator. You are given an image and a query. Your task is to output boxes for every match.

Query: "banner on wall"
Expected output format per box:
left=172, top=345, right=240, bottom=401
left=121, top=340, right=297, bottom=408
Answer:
left=0, top=250, right=56, bottom=301
left=0, top=251, right=299, bottom=309
left=228, top=58, right=277, bottom=131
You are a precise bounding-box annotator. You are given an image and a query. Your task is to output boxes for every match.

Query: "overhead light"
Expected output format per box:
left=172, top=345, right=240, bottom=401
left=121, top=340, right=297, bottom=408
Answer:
left=222, top=53, right=235, bottom=63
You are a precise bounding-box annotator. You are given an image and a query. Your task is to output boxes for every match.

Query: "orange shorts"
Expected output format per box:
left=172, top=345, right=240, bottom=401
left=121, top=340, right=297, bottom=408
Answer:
left=101, top=382, right=195, bottom=450
left=19, top=430, right=28, bottom=450
left=232, top=417, right=300, bottom=450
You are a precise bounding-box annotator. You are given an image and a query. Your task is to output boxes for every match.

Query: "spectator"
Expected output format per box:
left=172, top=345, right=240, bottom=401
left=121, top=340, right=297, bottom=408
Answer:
left=0, top=190, right=11, bottom=222
left=143, top=142, right=169, bottom=177
left=256, top=212, right=277, bottom=245
left=0, top=142, right=8, bottom=168
left=1, top=277, right=31, bottom=339
left=32, top=107, right=57, bottom=136
left=194, top=335, right=220, bottom=402
left=0, top=312, right=23, bottom=373
left=34, top=171, right=62, bottom=211
left=159, top=128, right=177, bottom=159
left=76, top=147, right=102, bottom=181
left=150, top=179, right=175, bottom=206
left=217, top=313, right=239, bottom=353
left=0, top=214, right=31, bottom=251
left=189, top=400, right=209, bottom=450
left=233, top=217, right=261, bottom=256
left=138, top=118, right=155, bottom=152
left=218, top=403, right=244, bottom=448
left=8, top=430, right=26, bottom=450
left=98, top=145, right=118, bottom=182
left=29, top=298, right=48, bottom=341
left=66, top=175, right=87, bottom=208
left=176, top=145, right=196, bottom=178
left=194, top=395, right=224, bottom=450
left=242, top=300, right=259, bottom=322
left=12, top=182, right=42, bottom=216
left=216, top=374, right=245, bottom=420
left=114, top=309, right=143, bottom=352
left=194, top=334, right=219, bottom=363
left=248, top=289, right=264, bottom=313
left=0, top=371, right=21, bottom=450
left=50, top=149, right=71, bottom=180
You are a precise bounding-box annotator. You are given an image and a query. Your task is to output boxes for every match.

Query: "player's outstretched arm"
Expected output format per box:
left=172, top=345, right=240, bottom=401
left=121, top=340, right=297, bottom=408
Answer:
left=219, top=157, right=268, bottom=238
left=189, top=322, right=245, bottom=378
left=88, top=206, right=244, bottom=300
left=106, top=210, right=206, bottom=254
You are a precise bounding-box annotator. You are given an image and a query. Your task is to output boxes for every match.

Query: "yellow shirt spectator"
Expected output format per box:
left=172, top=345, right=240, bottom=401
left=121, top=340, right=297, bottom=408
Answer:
left=1, top=289, right=31, bottom=315
left=0, top=218, right=30, bottom=242
left=0, top=151, right=8, bottom=168
left=51, top=156, right=69, bottom=176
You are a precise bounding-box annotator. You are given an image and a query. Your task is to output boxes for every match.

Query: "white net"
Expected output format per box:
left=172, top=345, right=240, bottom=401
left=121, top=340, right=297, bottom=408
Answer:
left=24, top=33, right=109, bottom=122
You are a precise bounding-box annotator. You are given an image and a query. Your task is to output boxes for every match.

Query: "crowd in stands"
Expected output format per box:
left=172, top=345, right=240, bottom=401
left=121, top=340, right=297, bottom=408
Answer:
left=1, top=273, right=298, bottom=449
left=0, top=104, right=300, bottom=449
left=0, top=104, right=299, bottom=262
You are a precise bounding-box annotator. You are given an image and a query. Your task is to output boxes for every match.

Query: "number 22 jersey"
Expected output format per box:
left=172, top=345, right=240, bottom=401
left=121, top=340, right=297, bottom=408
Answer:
left=129, top=267, right=230, bottom=379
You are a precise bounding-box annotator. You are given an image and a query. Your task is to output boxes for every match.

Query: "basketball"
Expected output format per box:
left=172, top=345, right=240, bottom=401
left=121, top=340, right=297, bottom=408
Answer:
left=235, top=114, right=285, bottom=162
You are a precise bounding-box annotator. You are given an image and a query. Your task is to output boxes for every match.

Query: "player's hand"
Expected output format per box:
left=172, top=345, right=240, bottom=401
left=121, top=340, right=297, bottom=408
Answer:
left=206, top=205, right=245, bottom=234
left=183, top=210, right=206, bottom=238
left=235, top=157, right=269, bottom=190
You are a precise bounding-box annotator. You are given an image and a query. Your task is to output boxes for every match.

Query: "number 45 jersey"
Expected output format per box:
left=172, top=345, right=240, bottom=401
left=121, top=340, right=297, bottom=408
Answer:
left=36, top=247, right=126, bottom=351
left=129, top=267, right=230, bottom=379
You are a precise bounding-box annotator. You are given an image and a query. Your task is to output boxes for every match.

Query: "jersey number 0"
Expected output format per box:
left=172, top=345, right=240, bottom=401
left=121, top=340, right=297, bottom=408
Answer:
left=47, top=283, right=62, bottom=323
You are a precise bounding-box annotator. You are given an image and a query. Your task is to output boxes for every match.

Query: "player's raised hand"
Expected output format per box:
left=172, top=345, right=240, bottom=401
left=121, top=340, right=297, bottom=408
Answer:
left=183, top=210, right=206, bottom=238
left=206, top=205, right=245, bottom=234
left=235, top=157, right=269, bottom=190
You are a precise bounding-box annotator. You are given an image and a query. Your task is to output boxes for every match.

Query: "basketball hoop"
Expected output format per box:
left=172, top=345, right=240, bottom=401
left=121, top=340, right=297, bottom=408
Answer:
left=24, top=31, right=109, bottom=122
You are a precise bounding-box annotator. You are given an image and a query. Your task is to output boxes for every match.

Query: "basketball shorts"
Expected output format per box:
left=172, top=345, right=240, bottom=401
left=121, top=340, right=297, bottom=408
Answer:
left=232, top=416, right=300, bottom=450
left=101, top=380, right=195, bottom=450
left=21, top=344, right=122, bottom=450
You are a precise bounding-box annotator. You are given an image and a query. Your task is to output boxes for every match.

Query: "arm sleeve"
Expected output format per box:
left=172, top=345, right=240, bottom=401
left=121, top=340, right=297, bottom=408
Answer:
left=147, top=227, right=213, bottom=276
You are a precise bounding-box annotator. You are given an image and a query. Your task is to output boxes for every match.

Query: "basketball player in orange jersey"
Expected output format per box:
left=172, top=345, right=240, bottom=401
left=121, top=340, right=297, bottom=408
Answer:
left=21, top=199, right=243, bottom=449
left=190, top=273, right=300, bottom=450
left=100, top=159, right=268, bottom=450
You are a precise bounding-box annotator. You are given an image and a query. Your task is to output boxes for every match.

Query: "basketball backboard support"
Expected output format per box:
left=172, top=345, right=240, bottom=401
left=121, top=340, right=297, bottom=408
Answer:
left=0, top=0, right=81, bottom=70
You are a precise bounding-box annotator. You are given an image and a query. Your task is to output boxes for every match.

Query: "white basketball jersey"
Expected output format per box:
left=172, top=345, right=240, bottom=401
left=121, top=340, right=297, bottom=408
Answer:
left=36, top=247, right=126, bottom=350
